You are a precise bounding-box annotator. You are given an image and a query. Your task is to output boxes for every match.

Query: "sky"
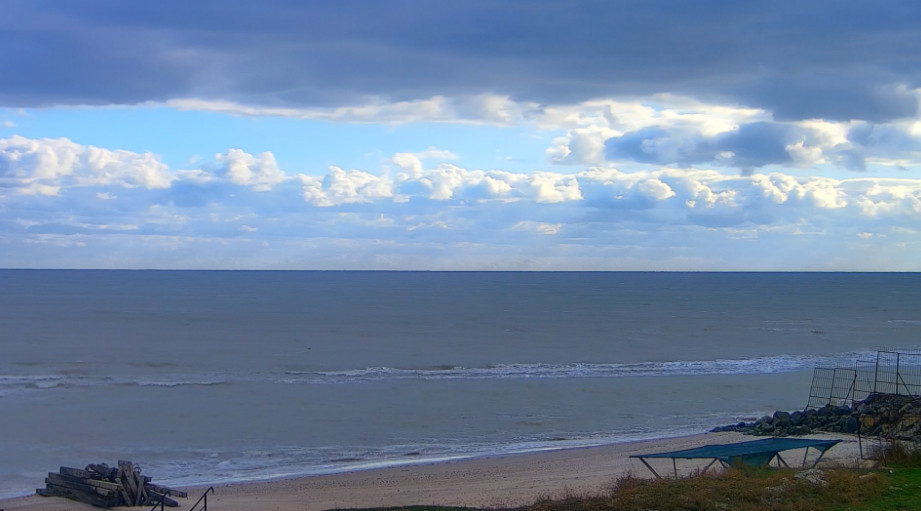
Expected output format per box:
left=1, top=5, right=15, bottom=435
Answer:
left=2, top=1, right=921, bottom=270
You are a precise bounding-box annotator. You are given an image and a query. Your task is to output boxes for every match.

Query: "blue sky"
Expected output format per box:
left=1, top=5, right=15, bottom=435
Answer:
left=2, top=1, right=921, bottom=270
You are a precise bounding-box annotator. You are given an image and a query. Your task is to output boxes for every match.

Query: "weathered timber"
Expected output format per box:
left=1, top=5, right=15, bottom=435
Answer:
left=117, top=463, right=145, bottom=506
left=134, top=471, right=147, bottom=506
left=40, top=460, right=186, bottom=508
left=44, top=477, right=114, bottom=497
left=86, top=463, right=117, bottom=480
left=145, top=492, right=179, bottom=508
left=48, top=472, right=122, bottom=492
left=39, top=484, right=119, bottom=508
left=59, top=466, right=95, bottom=479
left=146, top=482, right=187, bottom=498
left=46, top=473, right=120, bottom=493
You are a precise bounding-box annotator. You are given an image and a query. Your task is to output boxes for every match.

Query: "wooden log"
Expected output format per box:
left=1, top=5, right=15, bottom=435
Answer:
left=145, top=492, right=179, bottom=508
left=60, top=466, right=95, bottom=479
left=86, top=463, right=116, bottom=481
left=46, top=473, right=120, bottom=494
left=39, top=483, right=119, bottom=508
left=118, top=466, right=138, bottom=505
left=44, top=476, right=114, bottom=497
left=117, top=487, right=132, bottom=507
left=133, top=470, right=146, bottom=506
left=145, top=483, right=187, bottom=498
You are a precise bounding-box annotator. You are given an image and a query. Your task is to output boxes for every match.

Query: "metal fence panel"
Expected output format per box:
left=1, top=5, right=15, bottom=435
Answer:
left=829, top=368, right=857, bottom=406
left=806, top=351, right=921, bottom=409
left=807, top=368, right=836, bottom=409
left=875, top=351, right=901, bottom=395
left=895, top=352, right=921, bottom=396
left=854, top=359, right=876, bottom=402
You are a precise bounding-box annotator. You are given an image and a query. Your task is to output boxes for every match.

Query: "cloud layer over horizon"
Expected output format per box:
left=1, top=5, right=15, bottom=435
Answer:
left=1, top=1, right=920, bottom=269
left=2, top=134, right=918, bottom=270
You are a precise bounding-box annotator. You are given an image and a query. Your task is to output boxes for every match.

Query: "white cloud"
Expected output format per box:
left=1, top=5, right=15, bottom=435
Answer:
left=167, top=97, right=461, bottom=125
left=4, top=138, right=921, bottom=270
left=390, top=147, right=458, bottom=178
left=0, top=135, right=174, bottom=196
left=301, top=166, right=392, bottom=206
left=161, top=92, right=921, bottom=174
left=215, top=148, right=286, bottom=191
left=512, top=221, right=562, bottom=235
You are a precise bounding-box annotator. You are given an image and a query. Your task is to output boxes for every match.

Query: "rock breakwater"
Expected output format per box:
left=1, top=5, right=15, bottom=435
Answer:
left=713, top=393, right=921, bottom=440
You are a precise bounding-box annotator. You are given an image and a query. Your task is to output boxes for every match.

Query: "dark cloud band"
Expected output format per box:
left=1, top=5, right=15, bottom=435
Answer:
left=3, top=0, right=921, bottom=122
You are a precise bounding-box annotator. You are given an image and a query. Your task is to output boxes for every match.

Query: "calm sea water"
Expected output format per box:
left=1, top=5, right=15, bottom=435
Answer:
left=2, top=270, right=920, bottom=498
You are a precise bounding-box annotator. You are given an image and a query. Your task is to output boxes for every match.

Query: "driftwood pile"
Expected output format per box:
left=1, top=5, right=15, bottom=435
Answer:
left=37, top=460, right=187, bottom=508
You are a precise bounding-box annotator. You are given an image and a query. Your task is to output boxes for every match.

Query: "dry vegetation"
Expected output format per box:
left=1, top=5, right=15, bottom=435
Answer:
left=524, top=468, right=886, bottom=511
left=347, top=443, right=921, bottom=511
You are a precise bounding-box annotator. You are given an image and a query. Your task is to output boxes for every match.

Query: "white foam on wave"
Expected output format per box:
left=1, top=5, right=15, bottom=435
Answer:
left=308, top=350, right=878, bottom=383
left=134, top=379, right=229, bottom=387
left=0, top=348, right=892, bottom=394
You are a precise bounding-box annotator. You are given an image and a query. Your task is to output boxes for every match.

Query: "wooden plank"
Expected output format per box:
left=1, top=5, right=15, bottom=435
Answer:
left=39, top=483, right=119, bottom=508
left=146, top=483, right=187, bottom=498
left=146, top=492, right=180, bottom=508
left=60, top=466, right=95, bottom=479
left=118, top=466, right=138, bottom=505
left=86, top=463, right=116, bottom=481
left=48, top=472, right=122, bottom=492
left=47, top=473, right=118, bottom=494
left=133, top=470, right=145, bottom=506
left=117, top=487, right=132, bottom=507
left=45, top=476, right=114, bottom=497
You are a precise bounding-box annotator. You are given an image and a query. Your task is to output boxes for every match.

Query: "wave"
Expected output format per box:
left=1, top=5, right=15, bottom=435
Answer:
left=889, top=319, right=921, bottom=326
left=305, top=350, right=879, bottom=383
left=134, top=379, right=230, bottom=387
left=0, top=374, right=230, bottom=394
left=0, top=348, right=896, bottom=393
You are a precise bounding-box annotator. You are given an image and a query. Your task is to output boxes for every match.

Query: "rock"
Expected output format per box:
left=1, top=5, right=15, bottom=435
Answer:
left=860, top=415, right=878, bottom=434
left=795, top=468, right=827, bottom=486
left=788, top=425, right=810, bottom=436
left=773, top=411, right=791, bottom=429
left=844, top=416, right=859, bottom=434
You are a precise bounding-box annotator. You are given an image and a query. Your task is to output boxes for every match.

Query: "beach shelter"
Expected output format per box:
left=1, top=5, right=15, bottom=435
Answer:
left=631, top=437, right=842, bottom=479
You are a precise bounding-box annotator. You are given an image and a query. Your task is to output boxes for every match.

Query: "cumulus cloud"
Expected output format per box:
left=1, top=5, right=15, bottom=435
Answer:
left=3, top=136, right=921, bottom=270
left=0, top=135, right=174, bottom=196
left=301, top=166, right=393, bottom=206
left=215, top=149, right=286, bottom=191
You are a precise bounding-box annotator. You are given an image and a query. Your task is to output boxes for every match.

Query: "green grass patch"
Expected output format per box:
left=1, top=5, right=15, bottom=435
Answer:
left=849, top=468, right=921, bottom=511
left=871, top=440, right=921, bottom=468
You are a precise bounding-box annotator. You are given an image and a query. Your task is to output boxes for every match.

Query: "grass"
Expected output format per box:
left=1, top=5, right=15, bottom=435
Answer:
left=337, top=443, right=921, bottom=511
left=524, top=467, right=887, bottom=511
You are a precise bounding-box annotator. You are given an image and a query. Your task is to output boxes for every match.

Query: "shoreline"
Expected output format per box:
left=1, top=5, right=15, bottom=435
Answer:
left=0, top=431, right=863, bottom=511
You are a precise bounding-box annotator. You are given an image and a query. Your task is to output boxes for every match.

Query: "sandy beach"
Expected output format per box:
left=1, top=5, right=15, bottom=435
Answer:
left=0, top=431, right=865, bottom=511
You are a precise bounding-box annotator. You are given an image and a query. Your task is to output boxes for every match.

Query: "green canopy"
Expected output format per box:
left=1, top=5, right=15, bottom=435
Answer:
left=631, top=437, right=842, bottom=479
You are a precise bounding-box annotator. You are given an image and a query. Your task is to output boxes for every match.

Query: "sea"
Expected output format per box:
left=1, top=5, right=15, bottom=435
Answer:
left=2, top=270, right=920, bottom=498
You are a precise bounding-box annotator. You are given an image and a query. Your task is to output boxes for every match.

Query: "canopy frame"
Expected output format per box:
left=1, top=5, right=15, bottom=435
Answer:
left=630, top=438, right=841, bottom=479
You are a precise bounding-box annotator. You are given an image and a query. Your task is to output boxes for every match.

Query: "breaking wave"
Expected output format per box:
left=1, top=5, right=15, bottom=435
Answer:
left=0, top=349, right=893, bottom=394
left=303, top=350, right=878, bottom=384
